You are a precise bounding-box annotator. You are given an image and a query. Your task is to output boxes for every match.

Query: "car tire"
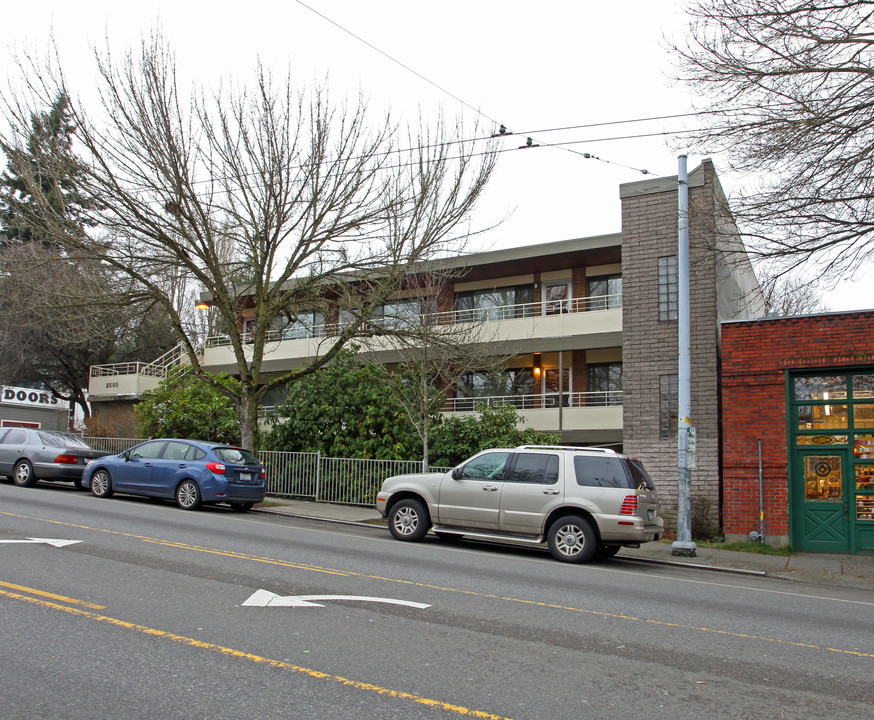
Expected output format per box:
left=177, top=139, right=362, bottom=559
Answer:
left=12, top=460, right=37, bottom=487
left=547, top=515, right=597, bottom=563
left=176, top=480, right=202, bottom=510
left=230, top=502, right=254, bottom=512
left=90, top=469, right=114, bottom=498
left=593, top=544, right=621, bottom=561
left=388, top=498, right=430, bottom=541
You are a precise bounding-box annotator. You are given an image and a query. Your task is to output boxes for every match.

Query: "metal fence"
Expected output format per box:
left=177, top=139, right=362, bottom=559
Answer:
left=260, top=451, right=449, bottom=506
left=83, top=437, right=147, bottom=454
left=83, top=439, right=448, bottom=507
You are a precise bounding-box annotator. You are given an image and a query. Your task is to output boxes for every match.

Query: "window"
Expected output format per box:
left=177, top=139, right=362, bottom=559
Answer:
left=574, top=456, right=633, bottom=488
left=660, top=374, right=678, bottom=439
left=506, top=453, right=559, bottom=484
left=0, top=428, right=27, bottom=444
left=458, top=451, right=510, bottom=480
left=587, top=275, right=622, bottom=310
left=162, top=441, right=204, bottom=461
left=214, top=447, right=259, bottom=464
left=372, top=299, right=423, bottom=330
left=588, top=363, right=623, bottom=405
left=282, top=311, right=326, bottom=339
left=457, top=369, right=535, bottom=408
left=658, top=256, right=678, bottom=321
left=455, top=285, right=534, bottom=322
left=130, top=441, right=166, bottom=460
left=38, top=432, right=87, bottom=448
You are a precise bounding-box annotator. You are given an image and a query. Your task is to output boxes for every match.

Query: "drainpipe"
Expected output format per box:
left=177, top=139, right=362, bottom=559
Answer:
left=750, top=439, right=765, bottom=543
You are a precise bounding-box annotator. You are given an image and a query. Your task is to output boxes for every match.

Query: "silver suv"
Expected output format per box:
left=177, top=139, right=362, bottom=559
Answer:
left=376, top=445, right=664, bottom=563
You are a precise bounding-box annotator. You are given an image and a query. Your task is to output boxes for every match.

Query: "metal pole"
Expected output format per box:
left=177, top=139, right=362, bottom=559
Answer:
left=672, top=155, right=696, bottom=557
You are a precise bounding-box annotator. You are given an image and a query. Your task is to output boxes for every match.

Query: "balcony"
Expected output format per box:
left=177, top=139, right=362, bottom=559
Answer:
left=88, top=345, right=187, bottom=400
left=443, top=391, right=623, bottom=434
left=201, top=293, right=622, bottom=373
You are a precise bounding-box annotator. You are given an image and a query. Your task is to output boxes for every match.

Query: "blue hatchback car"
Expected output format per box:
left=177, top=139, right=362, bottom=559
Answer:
left=82, top=439, right=266, bottom=511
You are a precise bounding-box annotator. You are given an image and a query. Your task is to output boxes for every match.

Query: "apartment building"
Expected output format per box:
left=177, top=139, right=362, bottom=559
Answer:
left=87, top=159, right=764, bottom=512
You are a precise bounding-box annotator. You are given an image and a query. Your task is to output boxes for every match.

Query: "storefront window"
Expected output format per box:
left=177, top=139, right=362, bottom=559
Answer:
left=797, top=404, right=849, bottom=430
left=794, top=375, right=847, bottom=401
left=853, top=403, right=874, bottom=428
left=857, top=496, right=874, bottom=521
left=856, top=464, right=874, bottom=491
left=854, top=435, right=874, bottom=459
left=804, top=455, right=843, bottom=500
left=853, top=373, right=874, bottom=400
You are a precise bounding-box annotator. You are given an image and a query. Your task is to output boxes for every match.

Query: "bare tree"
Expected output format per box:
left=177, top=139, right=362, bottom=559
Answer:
left=0, top=34, right=498, bottom=448
left=758, top=266, right=830, bottom=316
left=671, top=0, right=874, bottom=279
left=360, top=268, right=504, bottom=470
left=0, top=243, right=173, bottom=421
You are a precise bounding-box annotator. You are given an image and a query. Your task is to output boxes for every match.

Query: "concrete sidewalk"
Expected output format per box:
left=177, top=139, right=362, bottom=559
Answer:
left=253, top=496, right=874, bottom=591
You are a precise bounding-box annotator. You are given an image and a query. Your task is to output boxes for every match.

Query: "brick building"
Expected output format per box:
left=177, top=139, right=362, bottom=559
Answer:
left=722, top=312, right=874, bottom=553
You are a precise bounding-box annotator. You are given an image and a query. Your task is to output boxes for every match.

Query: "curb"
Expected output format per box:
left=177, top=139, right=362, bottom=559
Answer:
left=255, top=505, right=770, bottom=576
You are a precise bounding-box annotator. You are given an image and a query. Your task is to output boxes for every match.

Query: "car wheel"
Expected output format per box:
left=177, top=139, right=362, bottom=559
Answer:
left=593, top=544, right=621, bottom=561
left=230, top=502, right=254, bottom=512
left=547, top=515, right=597, bottom=563
left=388, top=498, right=430, bottom=541
left=90, top=469, right=114, bottom=498
left=176, top=480, right=202, bottom=510
left=12, top=460, right=37, bottom=487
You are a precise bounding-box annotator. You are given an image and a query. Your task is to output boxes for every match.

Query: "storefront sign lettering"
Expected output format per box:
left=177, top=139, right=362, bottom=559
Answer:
left=0, top=385, right=61, bottom=407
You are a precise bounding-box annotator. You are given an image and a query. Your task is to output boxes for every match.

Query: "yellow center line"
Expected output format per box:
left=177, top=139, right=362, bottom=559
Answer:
left=4, top=510, right=872, bottom=659
left=0, top=580, right=106, bottom=610
left=0, top=586, right=513, bottom=720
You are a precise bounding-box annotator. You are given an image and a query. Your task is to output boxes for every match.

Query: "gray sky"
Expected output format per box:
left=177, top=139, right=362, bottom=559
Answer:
left=3, top=0, right=871, bottom=311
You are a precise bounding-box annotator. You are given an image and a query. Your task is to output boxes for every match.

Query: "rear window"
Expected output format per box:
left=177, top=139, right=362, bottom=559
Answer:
left=573, top=455, right=634, bottom=489
left=213, top=447, right=259, bottom=465
left=38, top=431, right=88, bottom=448
left=627, top=459, right=655, bottom=490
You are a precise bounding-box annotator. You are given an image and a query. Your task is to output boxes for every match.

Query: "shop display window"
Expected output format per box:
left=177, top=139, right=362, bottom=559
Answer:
left=856, top=464, right=874, bottom=491
left=854, top=435, right=874, bottom=459
left=797, top=404, right=849, bottom=430
left=853, top=403, right=874, bottom=428
left=852, top=373, right=874, bottom=400
left=857, top=496, right=874, bottom=521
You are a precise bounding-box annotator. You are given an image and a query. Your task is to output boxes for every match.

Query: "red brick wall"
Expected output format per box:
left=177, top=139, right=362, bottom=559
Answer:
left=722, top=313, right=874, bottom=543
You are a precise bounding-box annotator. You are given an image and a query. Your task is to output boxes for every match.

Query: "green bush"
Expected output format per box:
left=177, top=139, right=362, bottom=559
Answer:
left=429, top=403, right=561, bottom=467
left=135, top=370, right=242, bottom=445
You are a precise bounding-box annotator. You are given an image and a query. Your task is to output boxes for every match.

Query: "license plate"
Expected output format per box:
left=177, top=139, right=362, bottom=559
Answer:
left=239, top=472, right=252, bottom=482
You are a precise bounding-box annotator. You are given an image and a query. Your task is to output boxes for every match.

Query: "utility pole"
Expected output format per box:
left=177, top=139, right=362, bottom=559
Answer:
left=672, top=154, right=696, bottom=557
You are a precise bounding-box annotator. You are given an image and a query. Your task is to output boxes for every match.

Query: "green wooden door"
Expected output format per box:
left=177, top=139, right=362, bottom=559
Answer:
left=791, top=450, right=850, bottom=553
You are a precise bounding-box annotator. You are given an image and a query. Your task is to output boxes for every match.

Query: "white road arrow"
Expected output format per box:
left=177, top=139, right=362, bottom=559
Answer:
left=242, top=589, right=430, bottom=609
left=0, top=538, right=82, bottom=548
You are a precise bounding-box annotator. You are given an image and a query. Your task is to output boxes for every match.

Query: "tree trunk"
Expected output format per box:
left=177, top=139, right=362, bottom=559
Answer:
left=239, top=385, right=259, bottom=450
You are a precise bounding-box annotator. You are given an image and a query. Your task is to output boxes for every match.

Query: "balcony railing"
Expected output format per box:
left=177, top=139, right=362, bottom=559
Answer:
left=204, top=292, right=622, bottom=348
left=443, top=391, right=623, bottom=412
left=90, top=344, right=188, bottom=380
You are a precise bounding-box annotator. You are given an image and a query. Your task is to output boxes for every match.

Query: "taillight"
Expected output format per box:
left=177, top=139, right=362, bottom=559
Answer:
left=619, top=495, right=639, bottom=515
left=261, top=468, right=266, bottom=479
left=54, top=455, right=78, bottom=465
left=206, top=462, right=226, bottom=474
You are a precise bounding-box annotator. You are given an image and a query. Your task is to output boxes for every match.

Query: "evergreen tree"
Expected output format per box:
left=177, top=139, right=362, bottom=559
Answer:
left=0, top=92, right=96, bottom=248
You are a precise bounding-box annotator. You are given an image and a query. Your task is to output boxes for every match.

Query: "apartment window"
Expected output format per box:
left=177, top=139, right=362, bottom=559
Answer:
left=660, top=374, right=679, bottom=438
left=658, top=256, right=678, bottom=321
left=587, top=275, right=622, bottom=310
left=455, top=285, right=534, bottom=321
left=372, top=299, right=423, bottom=330
left=456, top=368, right=535, bottom=409
left=588, top=363, right=623, bottom=405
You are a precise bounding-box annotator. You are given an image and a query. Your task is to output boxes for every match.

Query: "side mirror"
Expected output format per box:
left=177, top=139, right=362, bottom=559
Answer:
left=451, top=467, right=463, bottom=480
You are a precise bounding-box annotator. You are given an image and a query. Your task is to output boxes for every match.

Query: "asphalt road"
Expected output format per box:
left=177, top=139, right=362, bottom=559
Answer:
left=1, top=482, right=873, bottom=720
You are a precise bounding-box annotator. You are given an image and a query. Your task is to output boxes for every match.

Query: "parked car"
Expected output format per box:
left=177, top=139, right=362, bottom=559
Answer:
left=82, top=438, right=266, bottom=511
left=0, top=427, right=110, bottom=488
left=376, top=445, right=664, bottom=563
